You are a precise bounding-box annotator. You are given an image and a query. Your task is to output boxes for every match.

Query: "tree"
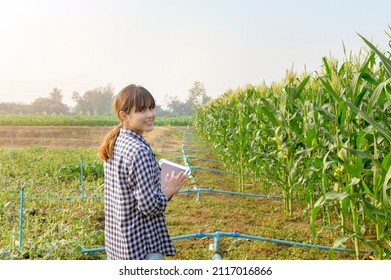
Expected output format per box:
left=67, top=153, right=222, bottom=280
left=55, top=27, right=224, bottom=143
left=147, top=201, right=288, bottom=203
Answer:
left=0, top=103, right=31, bottom=114
left=166, top=96, right=191, bottom=116
left=164, top=81, right=212, bottom=116
left=154, top=104, right=169, bottom=116
left=49, top=88, right=63, bottom=103
left=72, top=84, right=114, bottom=115
left=30, top=88, right=68, bottom=114
left=186, top=81, right=211, bottom=115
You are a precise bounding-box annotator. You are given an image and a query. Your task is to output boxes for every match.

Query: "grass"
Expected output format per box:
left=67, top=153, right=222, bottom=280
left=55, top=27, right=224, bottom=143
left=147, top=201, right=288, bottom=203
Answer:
left=0, top=126, right=376, bottom=260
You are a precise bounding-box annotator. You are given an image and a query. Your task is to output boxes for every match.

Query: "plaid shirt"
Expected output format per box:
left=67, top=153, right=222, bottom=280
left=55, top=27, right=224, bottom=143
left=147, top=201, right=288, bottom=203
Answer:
left=104, top=127, right=176, bottom=260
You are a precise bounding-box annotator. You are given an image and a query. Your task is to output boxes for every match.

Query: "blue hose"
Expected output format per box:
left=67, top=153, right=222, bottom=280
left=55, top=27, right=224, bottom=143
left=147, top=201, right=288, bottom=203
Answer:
left=173, top=231, right=375, bottom=254
left=179, top=187, right=283, bottom=199
left=82, top=230, right=374, bottom=256
left=19, top=184, right=25, bottom=248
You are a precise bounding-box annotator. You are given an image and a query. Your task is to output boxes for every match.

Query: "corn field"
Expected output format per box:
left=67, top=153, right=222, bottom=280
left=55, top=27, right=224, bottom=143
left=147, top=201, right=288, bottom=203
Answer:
left=0, top=114, right=192, bottom=127
left=193, top=31, right=391, bottom=259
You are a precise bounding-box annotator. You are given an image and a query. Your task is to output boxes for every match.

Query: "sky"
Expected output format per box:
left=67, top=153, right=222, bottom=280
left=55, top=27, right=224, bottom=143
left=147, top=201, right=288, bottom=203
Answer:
left=0, top=0, right=390, bottom=108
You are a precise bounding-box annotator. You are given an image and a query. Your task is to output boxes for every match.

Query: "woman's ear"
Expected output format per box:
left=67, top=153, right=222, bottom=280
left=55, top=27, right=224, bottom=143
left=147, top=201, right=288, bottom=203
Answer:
left=119, top=111, right=128, bottom=121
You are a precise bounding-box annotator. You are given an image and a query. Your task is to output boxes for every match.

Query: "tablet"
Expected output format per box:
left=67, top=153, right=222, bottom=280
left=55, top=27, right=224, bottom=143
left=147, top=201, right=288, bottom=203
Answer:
left=159, top=159, right=190, bottom=188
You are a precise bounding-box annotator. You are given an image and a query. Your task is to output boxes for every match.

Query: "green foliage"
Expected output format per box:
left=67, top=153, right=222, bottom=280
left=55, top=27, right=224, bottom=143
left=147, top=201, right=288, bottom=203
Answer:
left=194, top=33, right=391, bottom=259
left=0, top=128, right=378, bottom=260
left=72, top=85, right=114, bottom=115
left=0, top=147, right=105, bottom=260
left=165, top=81, right=212, bottom=116
left=0, top=114, right=193, bottom=126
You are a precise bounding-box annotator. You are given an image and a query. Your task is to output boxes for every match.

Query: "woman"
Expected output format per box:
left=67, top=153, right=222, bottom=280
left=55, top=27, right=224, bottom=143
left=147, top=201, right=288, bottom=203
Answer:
left=98, top=84, right=187, bottom=260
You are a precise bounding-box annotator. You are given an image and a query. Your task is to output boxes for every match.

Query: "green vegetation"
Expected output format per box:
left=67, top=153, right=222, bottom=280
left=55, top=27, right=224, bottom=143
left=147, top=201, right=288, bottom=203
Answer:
left=0, top=146, right=104, bottom=259
left=2, top=30, right=389, bottom=261
left=0, top=128, right=367, bottom=260
left=0, top=114, right=192, bottom=126
left=0, top=81, right=211, bottom=117
left=193, top=32, right=391, bottom=259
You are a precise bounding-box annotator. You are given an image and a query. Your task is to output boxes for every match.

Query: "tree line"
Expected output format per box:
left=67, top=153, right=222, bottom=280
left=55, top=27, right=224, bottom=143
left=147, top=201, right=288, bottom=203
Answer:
left=0, top=81, right=212, bottom=116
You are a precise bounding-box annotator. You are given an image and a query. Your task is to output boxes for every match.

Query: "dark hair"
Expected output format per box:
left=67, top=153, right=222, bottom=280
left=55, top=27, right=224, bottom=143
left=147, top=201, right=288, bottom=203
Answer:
left=98, top=84, right=155, bottom=162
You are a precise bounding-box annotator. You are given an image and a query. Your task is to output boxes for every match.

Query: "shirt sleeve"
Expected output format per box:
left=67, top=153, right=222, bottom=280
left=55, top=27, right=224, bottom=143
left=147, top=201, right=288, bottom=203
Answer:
left=131, top=147, right=168, bottom=216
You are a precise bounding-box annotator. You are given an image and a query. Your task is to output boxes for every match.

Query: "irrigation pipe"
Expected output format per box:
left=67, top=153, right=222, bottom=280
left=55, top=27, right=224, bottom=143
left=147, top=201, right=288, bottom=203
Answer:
left=164, top=155, right=221, bottom=164
left=182, top=144, right=208, bottom=149
left=18, top=186, right=102, bottom=248
left=190, top=166, right=234, bottom=175
left=19, top=182, right=26, bottom=248
left=179, top=187, right=283, bottom=200
left=80, top=157, right=85, bottom=199
left=173, top=230, right=375, bottom=259
left=17, top=129, right=316, bottom=257
left=9, top=139, right=14, bottom=159
left=25, top=195, right=103, bottom=201
left=158, top=149, right=211, bottom=154
left=81, top=230, right=374, bottom=257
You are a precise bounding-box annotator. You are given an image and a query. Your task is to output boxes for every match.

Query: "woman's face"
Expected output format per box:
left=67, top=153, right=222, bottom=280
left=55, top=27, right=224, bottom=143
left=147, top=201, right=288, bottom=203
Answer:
left=120, top=107, right=156, bottom=134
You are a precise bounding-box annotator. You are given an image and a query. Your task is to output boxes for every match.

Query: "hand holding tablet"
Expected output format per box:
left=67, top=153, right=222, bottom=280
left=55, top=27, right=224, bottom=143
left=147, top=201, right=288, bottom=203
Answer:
left=158, top=159, right=189, bottom=198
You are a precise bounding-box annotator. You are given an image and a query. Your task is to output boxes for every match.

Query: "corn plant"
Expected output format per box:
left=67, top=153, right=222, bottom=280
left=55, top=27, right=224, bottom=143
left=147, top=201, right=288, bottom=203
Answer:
left=194, top=29, right=391, bottom=259
left=313, top=33, right=391, bottom=259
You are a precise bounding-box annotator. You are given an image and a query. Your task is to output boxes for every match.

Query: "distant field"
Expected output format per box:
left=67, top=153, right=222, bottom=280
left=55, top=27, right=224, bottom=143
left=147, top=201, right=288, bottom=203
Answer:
left=0, top=126, right=182, bottom=148
left=0, top=114, right=192, bottom=126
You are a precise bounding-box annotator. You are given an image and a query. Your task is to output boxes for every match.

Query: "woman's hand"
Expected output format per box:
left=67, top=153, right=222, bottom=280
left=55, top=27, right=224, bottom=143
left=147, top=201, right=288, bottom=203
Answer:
left=162, top=171, right=188, bottom=199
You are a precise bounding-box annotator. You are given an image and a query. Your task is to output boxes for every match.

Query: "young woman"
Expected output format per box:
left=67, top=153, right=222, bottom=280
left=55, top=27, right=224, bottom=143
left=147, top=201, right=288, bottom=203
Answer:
left=98, top=84, right=187, bottom=260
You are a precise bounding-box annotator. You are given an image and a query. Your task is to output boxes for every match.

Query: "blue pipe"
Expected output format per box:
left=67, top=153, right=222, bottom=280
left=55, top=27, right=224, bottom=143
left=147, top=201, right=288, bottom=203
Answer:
left=164, top=156, right=188, bottom=161
left=190, top=166, right=234, bottom=175
left=179, top=188, right=283, bottom=199
left=158, top=149, right=210, bottom=153
left=9, top=139, right=14, bottom=159
left=182, top=144, right=207, bottom=149
left=82, top=230, right=375, bottom=255
left=19, top=184, right=25, bottom=248
left=190, top=166, right=255, bottom=178
left=214, top=232, right=221, bottom=253
left=26, top=186, right=280, bottom=202
left=80, top=157, right=85, bottom=199
left=192, top=158, right=221, bottom=163
left=158, top=149, right=183, bottom=153
left=172, top=231, right=375, bottom=254
left=182, top=140, right=207, bottom=144
left=165, top=155, right=221, bottom=163
left=171, top=232, right=201, bottom=240
left=82, top=247, right=105, bottom=253
left=26, top=195, right=103, bottom=201
left=183, top=149, right=210, bottom=153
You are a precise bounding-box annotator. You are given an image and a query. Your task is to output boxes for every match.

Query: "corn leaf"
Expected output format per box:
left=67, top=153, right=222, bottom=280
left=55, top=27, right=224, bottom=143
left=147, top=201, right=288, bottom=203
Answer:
left=358, top=33, right=391, bottom=77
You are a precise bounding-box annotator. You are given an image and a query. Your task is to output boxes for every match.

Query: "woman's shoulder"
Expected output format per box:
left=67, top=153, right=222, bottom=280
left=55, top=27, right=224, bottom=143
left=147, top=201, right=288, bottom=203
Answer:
left=117, top=130, right=152, bottom=154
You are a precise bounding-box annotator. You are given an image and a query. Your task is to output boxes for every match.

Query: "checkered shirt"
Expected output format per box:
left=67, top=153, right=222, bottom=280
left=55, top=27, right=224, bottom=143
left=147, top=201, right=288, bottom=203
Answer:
left=104, top=127, right=176, bottom=260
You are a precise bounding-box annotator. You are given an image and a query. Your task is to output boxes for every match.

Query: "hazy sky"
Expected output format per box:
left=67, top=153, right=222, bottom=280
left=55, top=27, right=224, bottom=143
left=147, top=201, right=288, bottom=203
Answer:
left=0, top=0, right=390, bottom=107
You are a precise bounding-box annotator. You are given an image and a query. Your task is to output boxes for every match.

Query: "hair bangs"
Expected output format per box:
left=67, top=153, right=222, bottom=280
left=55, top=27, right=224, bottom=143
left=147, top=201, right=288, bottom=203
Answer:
left=134, top=87, right=155, bottom=112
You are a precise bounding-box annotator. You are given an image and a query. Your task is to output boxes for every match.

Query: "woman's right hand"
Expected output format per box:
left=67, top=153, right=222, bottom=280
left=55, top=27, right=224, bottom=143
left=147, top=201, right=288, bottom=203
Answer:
left=162, top=171, right=188, bottom=199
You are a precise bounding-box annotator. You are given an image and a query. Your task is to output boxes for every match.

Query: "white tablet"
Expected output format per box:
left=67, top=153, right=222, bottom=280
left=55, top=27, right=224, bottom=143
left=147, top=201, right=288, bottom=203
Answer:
left=159, top=159, right=190, bottom=188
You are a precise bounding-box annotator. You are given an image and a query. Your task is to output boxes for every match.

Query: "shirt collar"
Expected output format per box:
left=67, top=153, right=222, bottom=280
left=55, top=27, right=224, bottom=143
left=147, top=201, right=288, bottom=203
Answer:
left=120, top=127, right=150, bottom=147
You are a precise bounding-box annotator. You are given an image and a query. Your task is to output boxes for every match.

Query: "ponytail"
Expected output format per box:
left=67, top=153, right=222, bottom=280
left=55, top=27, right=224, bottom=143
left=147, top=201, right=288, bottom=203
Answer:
left=98, top=124, right=122, bottom=162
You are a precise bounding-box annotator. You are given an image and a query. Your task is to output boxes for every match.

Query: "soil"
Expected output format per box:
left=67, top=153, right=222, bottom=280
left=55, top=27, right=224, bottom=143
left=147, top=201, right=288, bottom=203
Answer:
left=0, top=126, right=183, bottom=150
